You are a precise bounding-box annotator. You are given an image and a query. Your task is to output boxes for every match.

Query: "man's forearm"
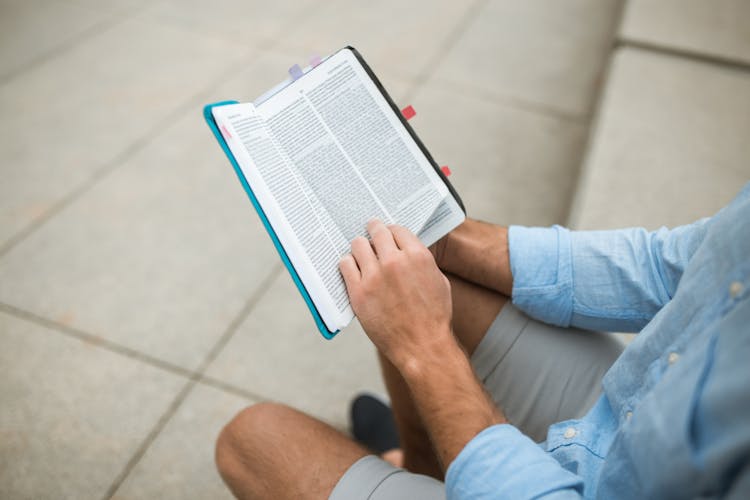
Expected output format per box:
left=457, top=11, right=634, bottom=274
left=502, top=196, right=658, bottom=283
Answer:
left=396, top=333, right=506, bottom=471
left=433, top=219, right=513, bottom=295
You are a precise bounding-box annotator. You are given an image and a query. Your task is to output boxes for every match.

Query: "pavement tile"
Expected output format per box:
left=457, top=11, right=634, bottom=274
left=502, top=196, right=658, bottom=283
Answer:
left=0, top=0, right=112, bottom=81
left=621, top=0, right=750, bottom=65
left=276, top=0, right=479, bottom=82
left=410, top=84, right=587, bottom=226
left=113, top=383, right=253, bottom=500
left=206, top=272, right=386, bottom=430
left=431, top=0, right=620, bottom=118
left=0, top=310, right=186, bottom=500
left=66, top=0, right=148, bottom=14
left=569, top=48, right=750, bottom=230
left=135, top=0, right=318, bottom=47
left=0, top=108, right=281, bottom=371
left=0, top=16, right=251, bottom=248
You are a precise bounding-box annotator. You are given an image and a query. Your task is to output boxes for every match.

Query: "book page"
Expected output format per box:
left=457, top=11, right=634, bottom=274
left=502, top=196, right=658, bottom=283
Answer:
left=258, top=49, right=463, bottom=246
left=213, top=103, right=351, bottom=331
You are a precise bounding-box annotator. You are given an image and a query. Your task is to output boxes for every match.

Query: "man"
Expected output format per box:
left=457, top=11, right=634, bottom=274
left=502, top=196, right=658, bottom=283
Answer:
left=215, top=184, right=750, bottom=499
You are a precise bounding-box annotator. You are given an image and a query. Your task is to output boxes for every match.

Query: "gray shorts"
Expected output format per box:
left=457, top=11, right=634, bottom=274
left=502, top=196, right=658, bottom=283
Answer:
left=329, top=303, right=624, bottom=499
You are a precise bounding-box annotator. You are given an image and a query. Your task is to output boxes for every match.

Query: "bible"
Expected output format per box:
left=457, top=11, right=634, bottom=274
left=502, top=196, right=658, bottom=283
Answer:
left=203, top=47, right=465, bottom=339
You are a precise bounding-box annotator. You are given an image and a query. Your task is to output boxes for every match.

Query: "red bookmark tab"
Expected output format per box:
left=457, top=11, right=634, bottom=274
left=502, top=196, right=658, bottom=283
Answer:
left=441, top=165, right=452, bottom=177
left=220, top=124, right=232, bottom=140
left=401, top=105, right=416, bottom=120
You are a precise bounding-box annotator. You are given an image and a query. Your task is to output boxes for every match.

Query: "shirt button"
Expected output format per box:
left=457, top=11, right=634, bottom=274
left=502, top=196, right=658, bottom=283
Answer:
left=729, top=281, right=743, bottom=298
left=626, top=411, right=633, bottom=420
left=563, top=427, right=576, bottom=439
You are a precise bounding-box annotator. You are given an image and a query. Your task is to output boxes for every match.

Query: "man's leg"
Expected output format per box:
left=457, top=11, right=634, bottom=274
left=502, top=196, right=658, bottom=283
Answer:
left=379, top=273, right=507, bottom=480
left=215, top=402, right=368, bottom=499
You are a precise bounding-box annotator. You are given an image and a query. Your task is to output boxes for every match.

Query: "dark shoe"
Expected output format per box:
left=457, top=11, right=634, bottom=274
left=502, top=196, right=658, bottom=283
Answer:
left=350, top=393, right=400, bottom=454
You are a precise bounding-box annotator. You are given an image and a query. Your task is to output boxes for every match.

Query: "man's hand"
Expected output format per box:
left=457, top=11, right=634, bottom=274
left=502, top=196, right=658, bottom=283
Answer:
left=340, top=220, right=505, bottom=470
left=339, top=220, right=454, bottom=369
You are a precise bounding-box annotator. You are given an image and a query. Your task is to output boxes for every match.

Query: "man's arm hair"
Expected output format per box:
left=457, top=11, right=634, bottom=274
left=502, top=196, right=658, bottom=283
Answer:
left=399, top=335, right=506, bottom=469
left=431, top=219, right=513, bottom=296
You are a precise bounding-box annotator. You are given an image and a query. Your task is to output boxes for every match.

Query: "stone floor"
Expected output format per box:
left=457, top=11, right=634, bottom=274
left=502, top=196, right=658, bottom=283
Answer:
left=0, top=1, right=748, bottom=498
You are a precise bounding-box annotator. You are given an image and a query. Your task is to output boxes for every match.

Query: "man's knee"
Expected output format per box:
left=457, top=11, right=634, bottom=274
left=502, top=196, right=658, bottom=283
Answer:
left=215, top=402, right=290, bottom=479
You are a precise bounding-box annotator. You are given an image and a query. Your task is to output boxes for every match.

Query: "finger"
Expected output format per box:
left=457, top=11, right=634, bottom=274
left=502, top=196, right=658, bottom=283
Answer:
left=367, top=219, right=398, bottom=258
left=339, top=254, right=361, bottom=291
left=350, top=236, right=378, bottom=276
left=388, top=224, right=423, bottom=252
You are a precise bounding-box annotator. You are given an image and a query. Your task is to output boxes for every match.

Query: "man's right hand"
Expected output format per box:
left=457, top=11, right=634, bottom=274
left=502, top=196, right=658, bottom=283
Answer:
left=429, top=218, right=513, bottom=296
left=339, top=220, right=454, bottom=370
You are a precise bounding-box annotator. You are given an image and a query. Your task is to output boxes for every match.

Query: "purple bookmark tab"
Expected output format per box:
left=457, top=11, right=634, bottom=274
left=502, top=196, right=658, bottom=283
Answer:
left=289, top=63, right=303, bottom=80
left=309, top=54, right=322, bottom=68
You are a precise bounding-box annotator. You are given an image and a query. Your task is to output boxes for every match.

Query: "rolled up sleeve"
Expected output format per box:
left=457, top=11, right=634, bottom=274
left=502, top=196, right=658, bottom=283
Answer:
left=508, top=219, right=711, bottom=332
left=509, top=225, right=574, bottom=327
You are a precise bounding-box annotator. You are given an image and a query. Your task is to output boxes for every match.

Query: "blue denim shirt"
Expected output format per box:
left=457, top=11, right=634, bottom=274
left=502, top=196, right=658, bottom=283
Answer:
left=445, top=184, right=750, bottom=499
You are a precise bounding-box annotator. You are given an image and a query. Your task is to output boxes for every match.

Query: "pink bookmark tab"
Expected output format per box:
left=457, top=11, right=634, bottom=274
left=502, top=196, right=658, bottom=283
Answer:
left=309, top=54, right=322, bottom=67
left=289, top=64, right=303, bottom=80
left=220, top=124, right=232, bottom=140
left=441, top=165, right=452, bottom=177
left=401, top=105, right=416, bottom=120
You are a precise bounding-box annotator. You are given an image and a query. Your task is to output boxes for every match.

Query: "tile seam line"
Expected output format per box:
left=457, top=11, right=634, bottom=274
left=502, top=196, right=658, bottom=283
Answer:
left=0, top=0, right=324, bottom=259
left=0, top=0, right=301, bottom=89
left=136, top=0, right=321, bottom=59
left=402, top=0, right=491, bottom=104
left=0, top=266, right=280, bottom=402
left=0, top=301, right=194, bottom=379
left=563, top=0, right=630, bottom=228
left=617, top=38, right=750, bottom=73
left=197, top=374, right=271, bottom=403
left=0, top=300, right=273, bottom=402
left=193, top=263, right=285, bottom=376
left=100, top=378, right=195, bottom=500
left=0, top=49, right=256, bottom=259
left=0, top=2, right=146, bottom=87
left=102, top=263, right=283, bottom=499
left=99, top=376, right=271, bottom=500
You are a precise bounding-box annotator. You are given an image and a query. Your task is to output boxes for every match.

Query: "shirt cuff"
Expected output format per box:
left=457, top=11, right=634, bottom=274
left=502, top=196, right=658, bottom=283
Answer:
left=508, top=225, right=574, bottom=327
left=446, top=424, right=583, bottom=500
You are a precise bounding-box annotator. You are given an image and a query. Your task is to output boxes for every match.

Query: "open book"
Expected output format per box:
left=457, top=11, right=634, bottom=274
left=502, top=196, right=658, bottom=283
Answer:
left=205, top=47, right=465, bottom=338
